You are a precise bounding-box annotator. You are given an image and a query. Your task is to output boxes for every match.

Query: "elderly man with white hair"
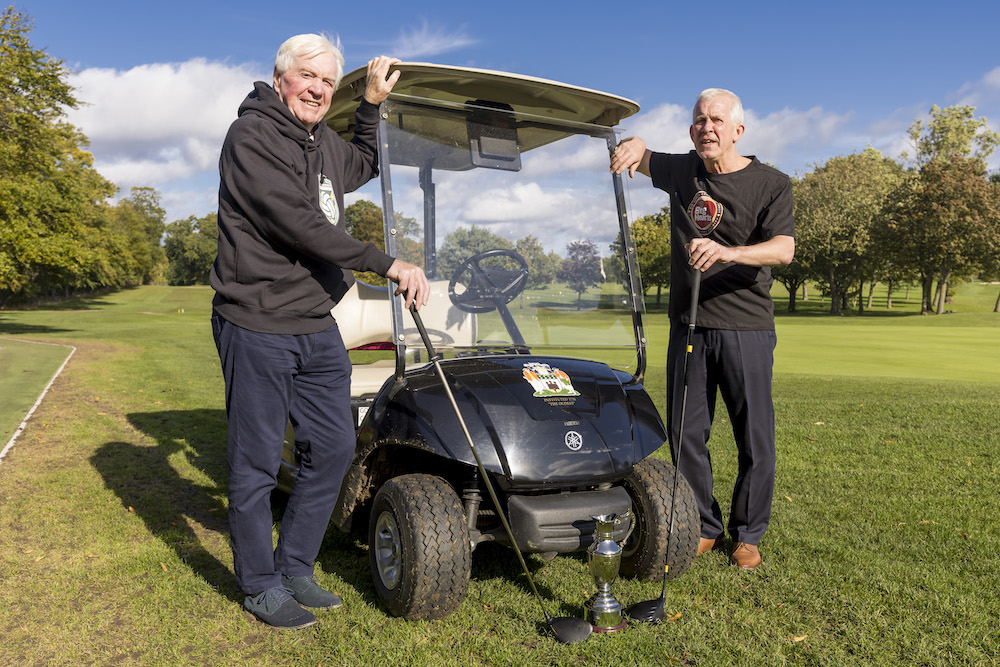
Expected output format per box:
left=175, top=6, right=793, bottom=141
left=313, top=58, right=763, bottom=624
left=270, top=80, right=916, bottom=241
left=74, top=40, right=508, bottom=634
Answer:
left=211, top=34, right=428, bottom=629
left=611, top=88, right=795, bottom=572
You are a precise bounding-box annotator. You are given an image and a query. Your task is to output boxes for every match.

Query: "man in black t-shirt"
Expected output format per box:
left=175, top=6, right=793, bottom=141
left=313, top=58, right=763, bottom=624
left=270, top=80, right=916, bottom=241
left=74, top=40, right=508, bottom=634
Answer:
left=611, top=88, right=794, bottom=570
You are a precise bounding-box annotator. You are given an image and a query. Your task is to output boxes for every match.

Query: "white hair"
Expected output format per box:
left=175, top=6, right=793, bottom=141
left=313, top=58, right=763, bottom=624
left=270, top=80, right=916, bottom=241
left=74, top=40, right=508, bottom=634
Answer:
left=696, top=88, right=744, bottom=127
left=273, top=33, right=345, bottom=89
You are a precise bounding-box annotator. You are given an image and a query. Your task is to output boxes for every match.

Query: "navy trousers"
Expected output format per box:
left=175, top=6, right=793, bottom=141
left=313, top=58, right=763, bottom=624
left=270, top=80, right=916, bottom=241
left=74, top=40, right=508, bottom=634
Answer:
left=213, top=315, right=355, bottom=594
left=666, top=324, right=776, bottom=546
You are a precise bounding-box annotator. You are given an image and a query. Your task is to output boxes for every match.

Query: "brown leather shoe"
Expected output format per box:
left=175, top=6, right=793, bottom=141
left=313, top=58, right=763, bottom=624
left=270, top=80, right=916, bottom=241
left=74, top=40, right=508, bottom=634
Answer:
left=730, top=542, right=761, bottom=570
left=697, top=537, right=725, bottom=556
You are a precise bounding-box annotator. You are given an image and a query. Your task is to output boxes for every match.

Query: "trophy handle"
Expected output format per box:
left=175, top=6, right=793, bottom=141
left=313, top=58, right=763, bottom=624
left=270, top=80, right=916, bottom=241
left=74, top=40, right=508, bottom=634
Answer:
left=620, top=508, right=635, bottom=543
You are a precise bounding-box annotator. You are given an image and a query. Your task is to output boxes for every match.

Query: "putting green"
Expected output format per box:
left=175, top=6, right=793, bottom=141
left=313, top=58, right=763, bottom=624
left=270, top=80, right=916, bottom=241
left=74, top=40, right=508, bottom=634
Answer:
left=0, top=338, right=75, bottom=450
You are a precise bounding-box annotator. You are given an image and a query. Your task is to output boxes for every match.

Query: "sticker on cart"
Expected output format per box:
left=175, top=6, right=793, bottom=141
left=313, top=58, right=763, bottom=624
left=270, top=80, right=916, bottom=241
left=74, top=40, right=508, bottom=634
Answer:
left=522, top=362, right=580, bottom=398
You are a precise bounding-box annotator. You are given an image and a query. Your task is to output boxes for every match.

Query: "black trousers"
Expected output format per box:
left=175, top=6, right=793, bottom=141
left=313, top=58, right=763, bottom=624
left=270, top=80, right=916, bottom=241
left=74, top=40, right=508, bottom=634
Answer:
left=213, top=316, right=355, bottom=594
left=666, top=325, right=776, bottom=546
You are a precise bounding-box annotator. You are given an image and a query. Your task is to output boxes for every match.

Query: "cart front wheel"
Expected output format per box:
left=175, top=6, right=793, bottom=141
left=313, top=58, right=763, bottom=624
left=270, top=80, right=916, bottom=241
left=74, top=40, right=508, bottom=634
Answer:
left=369, top=473, right=471, bottom=620
left=619, top=457, right=700, bottom=581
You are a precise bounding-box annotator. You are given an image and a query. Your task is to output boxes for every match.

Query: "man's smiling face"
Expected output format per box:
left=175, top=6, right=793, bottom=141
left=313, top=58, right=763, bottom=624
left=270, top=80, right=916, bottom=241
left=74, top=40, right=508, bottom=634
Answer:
left=273, top=51, right=339, bottom=130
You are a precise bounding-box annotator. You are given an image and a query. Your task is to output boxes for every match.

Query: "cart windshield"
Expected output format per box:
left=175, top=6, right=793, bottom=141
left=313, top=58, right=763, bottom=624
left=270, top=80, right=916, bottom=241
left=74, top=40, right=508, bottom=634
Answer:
left=352, top=97, right=644, bottom=374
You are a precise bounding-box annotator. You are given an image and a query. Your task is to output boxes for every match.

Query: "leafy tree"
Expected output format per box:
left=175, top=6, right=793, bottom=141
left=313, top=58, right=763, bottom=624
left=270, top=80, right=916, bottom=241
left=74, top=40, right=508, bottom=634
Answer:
left=630, top=207, right=670, bottom=306
left=559, top=238, right=602, bottom=309
left=905, top=105, right=1000, bottom=168
left=343, top=200, right=422, bottom=285
left=792, top=149, right=904, bottom=314
left=892, top=105, right=1000, bottom=313
left=888, top=157, right=1000, bottom=314
left=0, top=7, right=129, bottom=305
left=436, top=226, right=513, bottom=281
left=514, top=235, right=560, bottom=290
left=344, top=199, right=383, bottom=246
left=164, top=213, right=218, bottom=285
left=108, top=187, right=168, bottom=285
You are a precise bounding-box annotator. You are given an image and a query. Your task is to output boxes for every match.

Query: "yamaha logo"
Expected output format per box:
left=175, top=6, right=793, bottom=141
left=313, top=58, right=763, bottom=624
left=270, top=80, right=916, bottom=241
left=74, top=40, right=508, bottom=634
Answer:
left=564, top=431, right=583, bottom=451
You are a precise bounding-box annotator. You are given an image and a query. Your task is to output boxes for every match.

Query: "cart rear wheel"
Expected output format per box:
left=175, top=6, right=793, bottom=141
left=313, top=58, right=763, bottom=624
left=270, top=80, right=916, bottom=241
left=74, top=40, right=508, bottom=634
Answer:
left=619, top=457, right=699, bottom=581
left=369, top=473, right=471, bottom=620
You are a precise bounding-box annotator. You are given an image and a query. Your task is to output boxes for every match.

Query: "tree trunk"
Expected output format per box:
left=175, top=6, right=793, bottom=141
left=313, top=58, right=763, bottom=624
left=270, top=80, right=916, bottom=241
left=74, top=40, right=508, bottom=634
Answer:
left=802, top=283, right=809, bottom=301
left=936, top=270, right=950, bottom=315
left=886, top=279, right=894, bottom=309
left=921, top=276, right=934, bottom=314
left=994, top=289, right=1000, bottom=313
left=858, top=282, right=865, bottom=315
left=866, top=282, right=876, bottom=309
left=786, top=280, right=799, bottom=312
left=829, top=269, right=842, bottom=315
left=656, top=285, right=662, bottom=306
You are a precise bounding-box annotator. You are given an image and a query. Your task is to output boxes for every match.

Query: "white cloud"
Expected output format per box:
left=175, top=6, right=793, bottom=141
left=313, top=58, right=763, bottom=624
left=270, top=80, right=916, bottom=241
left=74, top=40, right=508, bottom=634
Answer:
left=390, top=21, right=477, bottom=60
left=740, top=106, right=853, bottom=168
left=65, top=58, right=266, bottom=220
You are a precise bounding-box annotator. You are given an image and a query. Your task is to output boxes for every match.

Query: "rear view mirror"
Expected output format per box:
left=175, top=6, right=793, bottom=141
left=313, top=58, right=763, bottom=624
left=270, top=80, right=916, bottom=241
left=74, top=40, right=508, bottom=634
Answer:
left=467, top=100, right=521, bottom=171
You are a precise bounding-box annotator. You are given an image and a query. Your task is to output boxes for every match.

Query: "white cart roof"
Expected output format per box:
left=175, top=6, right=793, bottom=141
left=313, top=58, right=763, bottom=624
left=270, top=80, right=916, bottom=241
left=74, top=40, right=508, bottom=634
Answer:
left=325, top=62, right=640, bottom=138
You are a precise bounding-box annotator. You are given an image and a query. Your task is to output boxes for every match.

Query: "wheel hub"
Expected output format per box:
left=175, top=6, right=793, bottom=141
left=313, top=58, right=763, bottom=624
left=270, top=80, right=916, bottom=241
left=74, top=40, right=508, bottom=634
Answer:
left=373, top=510, right=402, bottom=590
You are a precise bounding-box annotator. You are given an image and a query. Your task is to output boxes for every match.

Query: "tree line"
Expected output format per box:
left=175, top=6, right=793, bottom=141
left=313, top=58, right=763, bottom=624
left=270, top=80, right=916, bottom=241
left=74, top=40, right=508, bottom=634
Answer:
left=4, top=6, right=997, bottom=313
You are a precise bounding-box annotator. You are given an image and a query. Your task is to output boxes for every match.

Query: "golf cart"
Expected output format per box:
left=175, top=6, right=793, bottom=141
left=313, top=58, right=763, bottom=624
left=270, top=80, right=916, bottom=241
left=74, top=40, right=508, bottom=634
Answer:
left=277, top=63, right=699, bottom=621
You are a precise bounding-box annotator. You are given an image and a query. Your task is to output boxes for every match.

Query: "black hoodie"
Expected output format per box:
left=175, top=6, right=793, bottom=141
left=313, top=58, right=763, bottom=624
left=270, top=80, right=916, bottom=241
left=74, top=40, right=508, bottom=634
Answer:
left=210, top=81, right=395, bottom=335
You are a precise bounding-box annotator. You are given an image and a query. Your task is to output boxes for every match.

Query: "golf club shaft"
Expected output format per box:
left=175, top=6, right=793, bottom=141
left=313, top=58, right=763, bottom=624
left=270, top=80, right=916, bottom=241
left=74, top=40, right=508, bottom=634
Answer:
left=409, top=306, right=555, bottom=621
left=660, top=268, right=702, bottom=592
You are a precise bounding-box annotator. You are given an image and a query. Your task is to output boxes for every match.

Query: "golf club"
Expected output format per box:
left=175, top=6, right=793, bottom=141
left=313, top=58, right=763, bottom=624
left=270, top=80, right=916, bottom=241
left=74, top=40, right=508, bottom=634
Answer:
left=625, top=265, right=702, bottom=624
left=408, top=304, right=593, bottom=644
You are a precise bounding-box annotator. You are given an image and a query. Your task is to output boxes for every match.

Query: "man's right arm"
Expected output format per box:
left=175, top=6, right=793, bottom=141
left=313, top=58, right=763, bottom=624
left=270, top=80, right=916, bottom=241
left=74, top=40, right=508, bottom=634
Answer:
left=610, top=136, right=651, bottom=178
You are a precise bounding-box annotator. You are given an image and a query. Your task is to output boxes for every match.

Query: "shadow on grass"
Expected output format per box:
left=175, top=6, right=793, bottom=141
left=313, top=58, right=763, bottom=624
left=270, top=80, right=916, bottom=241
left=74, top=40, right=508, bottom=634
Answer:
left=0, top=317, right=75, bottom=336
left=91, top=408, right=240, bottom=602
left=94, top=408, right=588, bottom=619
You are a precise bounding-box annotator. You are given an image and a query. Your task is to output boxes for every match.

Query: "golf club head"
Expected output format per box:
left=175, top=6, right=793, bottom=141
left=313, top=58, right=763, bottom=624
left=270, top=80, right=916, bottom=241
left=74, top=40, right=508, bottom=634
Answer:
left=625, top=597, right=666, bottom=624
left=548, top=614, right=593, bottom=644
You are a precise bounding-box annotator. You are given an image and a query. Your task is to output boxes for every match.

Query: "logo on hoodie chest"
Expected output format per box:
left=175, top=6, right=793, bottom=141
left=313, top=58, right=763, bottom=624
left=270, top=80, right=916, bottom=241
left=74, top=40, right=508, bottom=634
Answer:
left=319, top=175, right=339, bottom=224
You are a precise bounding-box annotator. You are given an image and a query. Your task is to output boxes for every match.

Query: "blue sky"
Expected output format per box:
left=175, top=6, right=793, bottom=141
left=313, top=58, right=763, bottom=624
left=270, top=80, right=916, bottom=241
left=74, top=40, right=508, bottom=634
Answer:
left=17, top=0, right=1000, bottom=224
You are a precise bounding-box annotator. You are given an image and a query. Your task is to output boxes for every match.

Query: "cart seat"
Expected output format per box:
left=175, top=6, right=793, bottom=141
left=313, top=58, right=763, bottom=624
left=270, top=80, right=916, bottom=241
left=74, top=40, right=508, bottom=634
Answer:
left=332, top=279, right=477, bottom=397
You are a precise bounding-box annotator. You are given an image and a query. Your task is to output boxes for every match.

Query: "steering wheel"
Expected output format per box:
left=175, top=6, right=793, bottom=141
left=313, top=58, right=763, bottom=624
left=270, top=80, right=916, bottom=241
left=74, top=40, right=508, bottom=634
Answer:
left=448, top=249, right=529, bottom=313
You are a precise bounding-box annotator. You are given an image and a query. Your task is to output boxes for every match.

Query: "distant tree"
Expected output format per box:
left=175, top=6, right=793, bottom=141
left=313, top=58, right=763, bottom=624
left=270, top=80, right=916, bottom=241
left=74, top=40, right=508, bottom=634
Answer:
left=904, top=105, right=1000, bottom=168
left=344, top=199, right=383, bottom=246
left=888, top=157, right=1000, bottom=314
left=793, top=149, right=904, bottom=314
left=109, top=187, right=168, bottom=285
left=436, top=226, right=513, bottom=281
left=630, top=207, right=671, bottom=306
left=892, top=105, right=1000, bottom=313
left=559, top=239, right=602, bottom=309
left=164, top=213, right=218, bottom=285
left=514, top=234, right=560, bottom=290
left=343, top=200, right=422, bottom=285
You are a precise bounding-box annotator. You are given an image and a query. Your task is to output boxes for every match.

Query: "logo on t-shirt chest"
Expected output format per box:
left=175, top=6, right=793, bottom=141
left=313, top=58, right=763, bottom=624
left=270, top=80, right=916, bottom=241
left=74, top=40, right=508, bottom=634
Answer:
left=688, top=190, right=724, bottom=235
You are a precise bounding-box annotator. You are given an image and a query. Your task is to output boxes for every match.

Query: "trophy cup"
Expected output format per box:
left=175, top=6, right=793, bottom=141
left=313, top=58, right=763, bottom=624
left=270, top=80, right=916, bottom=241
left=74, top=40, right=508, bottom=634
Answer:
left=585, top=509, right=633, bottom=633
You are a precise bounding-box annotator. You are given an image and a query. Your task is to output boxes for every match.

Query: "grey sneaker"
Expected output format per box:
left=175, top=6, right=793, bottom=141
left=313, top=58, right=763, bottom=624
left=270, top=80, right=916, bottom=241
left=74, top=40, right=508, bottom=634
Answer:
left=281, top=575, right=343, bottom=610
left=243, top=586, right=317, bottom=630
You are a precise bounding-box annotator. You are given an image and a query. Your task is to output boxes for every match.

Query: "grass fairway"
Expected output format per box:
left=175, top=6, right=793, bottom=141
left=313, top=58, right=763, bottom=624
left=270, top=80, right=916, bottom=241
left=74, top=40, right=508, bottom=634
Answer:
left=0, top=284, right=997, bottom=666
left=0, top=338, right=75, bottom=448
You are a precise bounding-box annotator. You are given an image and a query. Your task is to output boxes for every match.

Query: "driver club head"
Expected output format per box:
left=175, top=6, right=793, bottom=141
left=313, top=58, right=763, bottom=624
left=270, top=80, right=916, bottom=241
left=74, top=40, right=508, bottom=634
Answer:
left=547, top=613, right=593, bottom=644
left=625, top=596, right=666, bottom=624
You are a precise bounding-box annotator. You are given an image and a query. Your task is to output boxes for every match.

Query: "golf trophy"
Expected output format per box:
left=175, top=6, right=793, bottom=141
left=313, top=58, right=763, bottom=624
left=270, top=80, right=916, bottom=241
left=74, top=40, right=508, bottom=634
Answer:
left=586, top=509, right=634, bottom=633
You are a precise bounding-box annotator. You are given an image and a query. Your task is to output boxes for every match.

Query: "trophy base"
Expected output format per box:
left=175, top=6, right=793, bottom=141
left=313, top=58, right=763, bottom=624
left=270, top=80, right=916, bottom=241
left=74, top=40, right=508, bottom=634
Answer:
left=592, top=618, right=628, bottom=634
